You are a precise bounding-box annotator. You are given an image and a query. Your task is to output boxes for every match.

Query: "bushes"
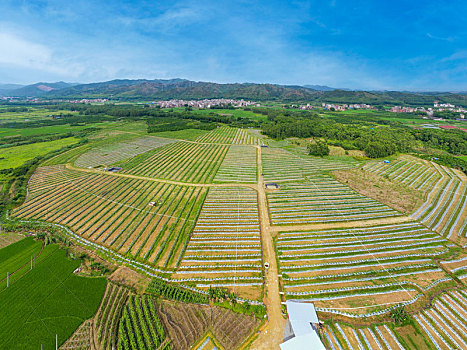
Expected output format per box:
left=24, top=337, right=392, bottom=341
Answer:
left=390, top=306, right=411, bottom=325
left=307, top=140, right=330, bottom=157
left=146, top=279, right=208, bottom=304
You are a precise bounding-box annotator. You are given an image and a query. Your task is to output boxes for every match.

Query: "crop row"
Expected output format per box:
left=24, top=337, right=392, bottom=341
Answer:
left=174, top=187, right=263, bottom=297
left=261, top=147, right=358, bottom=182
left=268, top=178, right=401, bottom=225
left=75, top=136, right=176, bottom=169
left=117, top=295, right=169, bottom=350
left=364, top=156, right=467, bottom=239
left=119, top=141, right=228, bottom=183
left=324, top=323, right=403, bottom=350
left=277, top=223, right=453, bottom=313
left=12, top=166, right=207, bottom=269
left=413, top=290, right=467, bottom=350
left=232, top=128, right=264, bottom=145
left=194, top=126, right=239, bottom=144
left=213, top=145, right=257, bottom=183
left=95, top=283, right=129, bottom=350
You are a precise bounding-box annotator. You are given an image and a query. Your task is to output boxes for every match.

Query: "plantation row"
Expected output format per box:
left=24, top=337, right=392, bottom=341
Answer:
left=95, top=283, right=129, bottom=350
left=75, top=136, right=176, bottom=169
left=362, top=156, right=441, bottom=192
left=59, top=319, right=93, bottom=350
left=267, top=176, right=401, bottom=225
left=193, top=126, right=263, bottom=145
left=156, top=299, right=259, bottom=350
left=261, top=147, right=358, bottom=182
left=277, top=222, right=454, bottom=316
left=13, top=165, right=207, bottom=268
left=213, top=145, right=257, bottom=183
left=117, top=295, right=170, bottom=350
left=363, top=156, right=467, bottom=240
left=174, top=187, right=263, bottom=300
left=194, top=126, right=239, bottom=144
left=120, top=141, right=228, bottom=183
left=440, top=255, right=467, bottom=281
left=413, top=162, right=467, bottom=241
left=413, top=289, right=467, bottom=350
left=232, top=128, right=264, bottom=145
left=323, top=323, right=404, bottom=350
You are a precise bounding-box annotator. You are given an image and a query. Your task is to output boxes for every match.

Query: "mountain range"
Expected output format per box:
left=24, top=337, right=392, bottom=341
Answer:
left=2, top=79, right=467, bottom=106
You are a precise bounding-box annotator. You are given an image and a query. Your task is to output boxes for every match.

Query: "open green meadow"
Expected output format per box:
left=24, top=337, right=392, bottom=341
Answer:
left=0, top=137, right=79, bottom=169
left=0, top=247, right=106, bottom=349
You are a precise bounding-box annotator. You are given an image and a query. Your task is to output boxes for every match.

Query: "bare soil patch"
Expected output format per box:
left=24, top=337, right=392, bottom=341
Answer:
left=109, top=266, right=151, bottom=293
left=333, top=167, right=424, bottom=214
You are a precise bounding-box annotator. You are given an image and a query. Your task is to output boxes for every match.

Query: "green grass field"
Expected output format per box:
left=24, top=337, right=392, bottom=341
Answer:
left=0, top=247, right=106, bottom=349
left=0, top=237, right=61, bottom=290
left=0, top=122, right=110, bottom=138
left=0, top=109, right=79, bottom=124
left=0, top=137, right=79, bottom=169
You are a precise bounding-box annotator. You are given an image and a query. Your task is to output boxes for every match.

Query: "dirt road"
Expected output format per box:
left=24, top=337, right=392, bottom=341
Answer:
left=250, top=146, right=284, bottom=350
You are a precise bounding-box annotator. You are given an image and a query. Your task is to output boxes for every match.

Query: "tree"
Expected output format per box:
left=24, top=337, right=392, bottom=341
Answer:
left=307, top=140, right=330, bottom=157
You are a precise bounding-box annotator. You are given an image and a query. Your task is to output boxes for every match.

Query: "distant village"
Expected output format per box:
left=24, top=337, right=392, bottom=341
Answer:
left=153, top=99, right=260, bottom=108
left=295, top=101, right=466, bottom=119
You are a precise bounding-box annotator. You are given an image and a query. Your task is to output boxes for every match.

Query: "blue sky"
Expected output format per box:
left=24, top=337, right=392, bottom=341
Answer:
left=1, top=0, right=467, bottom=90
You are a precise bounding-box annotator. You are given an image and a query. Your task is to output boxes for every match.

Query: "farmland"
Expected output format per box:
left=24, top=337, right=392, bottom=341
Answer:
left=320, top=288, right=467, bottom=349
left=277, top=222, right=454, bottom=316
left=0, top=247, right=106, bottom=349
left=4, top=108, right=467, bottom=350
left=174, top=187, right=263, bottom=300
left=362, top=156, right=467, bottom=245
left=75, top=135, right=176, bottom=169
left=0, top=136, right=79, bottom=169
left=119, top=141, right=228, bottom=183
left=12, top=165, right=207, bottom=268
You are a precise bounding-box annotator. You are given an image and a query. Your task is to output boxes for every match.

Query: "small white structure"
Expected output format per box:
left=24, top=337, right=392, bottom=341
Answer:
left=280, top=301, right=325, bottom=350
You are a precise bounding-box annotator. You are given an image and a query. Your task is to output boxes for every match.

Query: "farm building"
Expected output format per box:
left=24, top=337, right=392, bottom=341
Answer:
left=265, top=182, right=279, bottom=190
left=106, top=167, right=122, bottom=172
left=281, top=301, right=325, bottom=350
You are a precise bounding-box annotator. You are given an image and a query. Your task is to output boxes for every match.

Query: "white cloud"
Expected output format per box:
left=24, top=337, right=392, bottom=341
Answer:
left=0, top=32, right=51, bottom=68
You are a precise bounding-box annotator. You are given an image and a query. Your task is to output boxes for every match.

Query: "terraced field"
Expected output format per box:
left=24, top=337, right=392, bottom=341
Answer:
left=363, top=156, right=467, bottom=242
left=13, top=165, right=207, bottom=268
left=267, top=176, right=401, bottom=225
left=173, top=187, right=263, bottom=300
left=322, top=289, right=467, bottom=349
left=75, top=136, right=176, bottom=169
left=119, top=141, right=228, bottom=183
left=277, top=222, right=454, bottom=317
left=323, top=323, right=405, bottom=349
left=262, top=147, right=358, bottom=182
left=213, top=145, right=257, bottom=183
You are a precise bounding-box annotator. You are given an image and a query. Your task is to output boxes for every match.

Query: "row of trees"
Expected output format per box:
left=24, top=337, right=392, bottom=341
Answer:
left=260, top=108, right=467, bottom=159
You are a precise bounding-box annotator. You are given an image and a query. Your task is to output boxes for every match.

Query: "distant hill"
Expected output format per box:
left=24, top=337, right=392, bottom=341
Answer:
left=46, top=79, right=317, bottom=101
left=303, top=84, right=339, bottom=91
left=0, top=84, right=25, bottom=96
left=4, top=78, right=467, bottom=106
left=5, top=82, right=78, bottom=97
